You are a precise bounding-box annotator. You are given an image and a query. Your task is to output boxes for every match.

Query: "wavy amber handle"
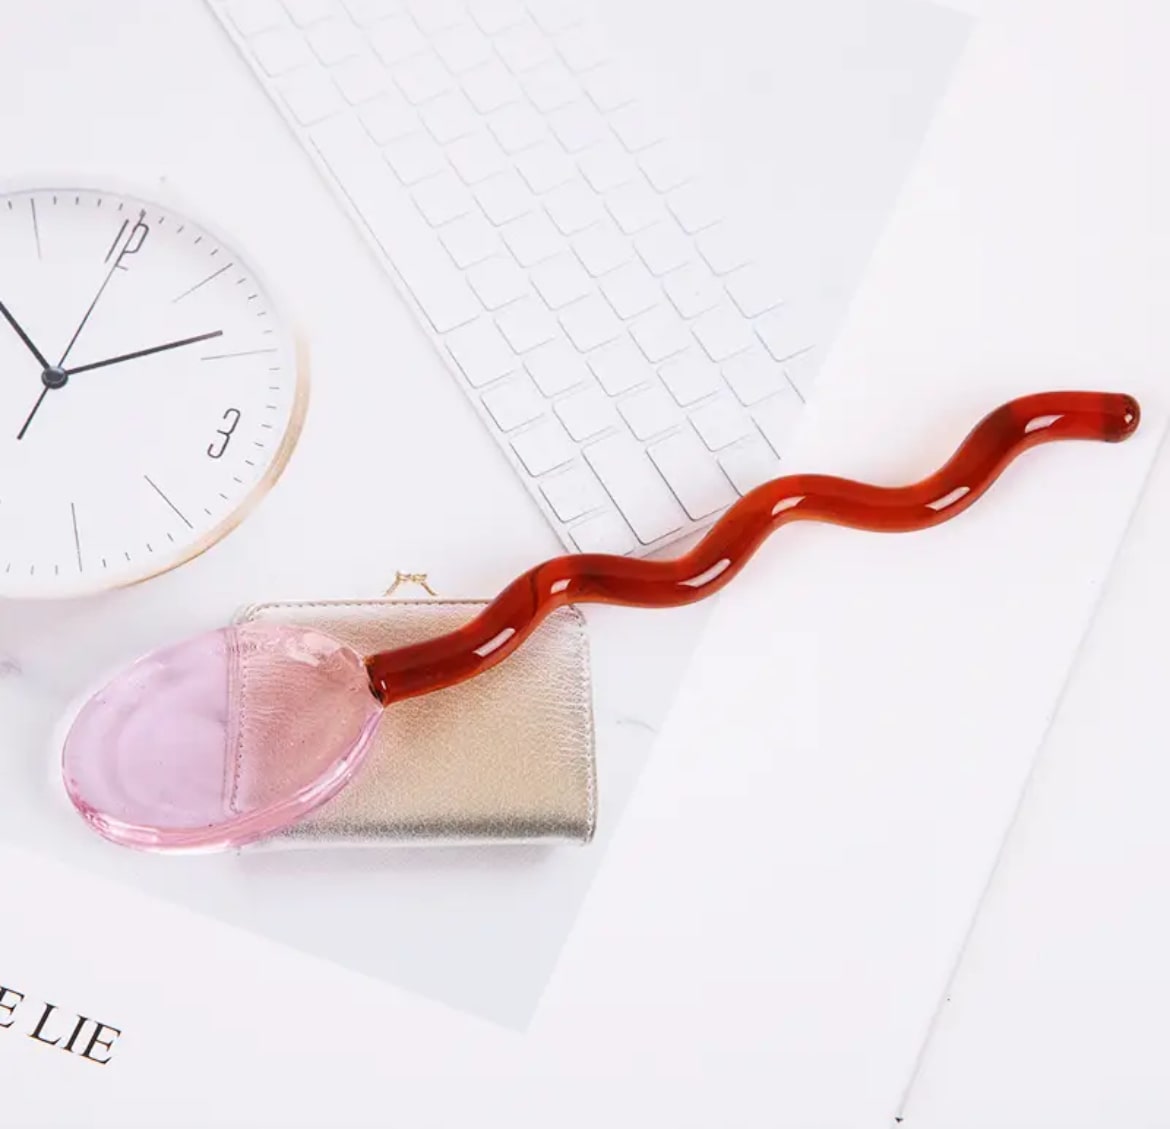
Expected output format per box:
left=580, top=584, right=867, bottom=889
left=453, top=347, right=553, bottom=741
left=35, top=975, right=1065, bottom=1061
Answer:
left=367, top=391, right=1140, bottom=704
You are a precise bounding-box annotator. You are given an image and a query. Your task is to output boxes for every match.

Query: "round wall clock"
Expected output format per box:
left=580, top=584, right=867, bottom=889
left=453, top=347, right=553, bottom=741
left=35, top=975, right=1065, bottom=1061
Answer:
left=0, top=184, right=307, bottom=599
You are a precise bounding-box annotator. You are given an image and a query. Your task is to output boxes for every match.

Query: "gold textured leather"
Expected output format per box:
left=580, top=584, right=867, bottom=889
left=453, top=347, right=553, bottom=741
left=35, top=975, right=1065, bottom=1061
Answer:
left=234, top=599, right=596, bottom=847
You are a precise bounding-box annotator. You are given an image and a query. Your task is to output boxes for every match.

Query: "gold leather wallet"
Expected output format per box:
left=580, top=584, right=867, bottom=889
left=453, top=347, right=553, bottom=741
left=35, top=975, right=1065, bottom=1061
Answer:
left=233, top=597, right=596, bottom=848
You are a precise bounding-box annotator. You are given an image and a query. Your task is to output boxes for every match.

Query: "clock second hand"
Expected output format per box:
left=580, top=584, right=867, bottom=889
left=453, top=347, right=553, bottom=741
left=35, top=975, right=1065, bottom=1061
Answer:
left=15, top=329, right=224, bottom=440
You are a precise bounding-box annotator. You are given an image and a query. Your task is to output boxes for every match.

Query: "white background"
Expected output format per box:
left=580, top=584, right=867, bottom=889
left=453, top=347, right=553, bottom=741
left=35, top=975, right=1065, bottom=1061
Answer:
left=0, top=0, right=963, bottom=1029
left=5, top=0, right=1170, bottom=1125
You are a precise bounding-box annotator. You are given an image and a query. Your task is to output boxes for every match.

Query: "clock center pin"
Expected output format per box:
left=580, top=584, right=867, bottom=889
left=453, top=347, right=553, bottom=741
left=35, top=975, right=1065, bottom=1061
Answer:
left=41, top=366, right=68, bottom=390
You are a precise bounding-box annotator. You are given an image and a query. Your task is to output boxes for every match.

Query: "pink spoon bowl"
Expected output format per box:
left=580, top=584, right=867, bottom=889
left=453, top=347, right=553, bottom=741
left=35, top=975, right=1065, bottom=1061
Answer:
left=61, top=622, right=383, bottom=852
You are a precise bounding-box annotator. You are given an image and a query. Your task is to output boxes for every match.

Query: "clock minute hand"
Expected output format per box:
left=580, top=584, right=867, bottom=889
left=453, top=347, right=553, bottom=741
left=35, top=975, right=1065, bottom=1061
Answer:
left=0, top=298, right=50, bottom=370
left=63, top=329, right=224, bottom=376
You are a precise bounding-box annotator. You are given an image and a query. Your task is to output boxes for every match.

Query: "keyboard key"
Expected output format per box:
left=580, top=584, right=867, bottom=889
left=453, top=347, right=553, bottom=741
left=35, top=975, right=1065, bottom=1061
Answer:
left=638, top=141, right=694, bottom=192
left=420, top=90, right=478, bottom=142
left=634, top=221, right=692, bottom=276
left=413, top=170, right=473, bottom=225
left=572, top=221, right=633, bottom=276
left=482, top=373, right=546, bottom=430
left=525, top=338, right=590, bottom=395
left=692, top=303, right=754, bottom=361
left=608, top=103, right=668, bottom=153
left=753, top=386, right=804, bottom=456
left=617, top=384, right=678, bottom=440
left=447, top=130, right=507, bottom=184
left=556, top=22, right=609, bottom=73
left=438, top=211, right=500, bottom=267
left=358, top=90, right=415, bottom=144
left=541, top=464, right=608, bottom=522
left=251, top=27, right=313, bottom=75
left=666, top=181, right=721, bottom=234
left=460, top=58, right=521, bottom=112
left=722, top=346, right=783, bottom=405
left=755, top=306, right=811, bottom=362
left=474, top=170, right=533, bottom=224
left=689, top=395, right=753, bottom=450
left=587, top=336, right=647, bottom=395
left=719, top=435, right=780, bottom=494
left=662, top=262, right=720, bottom=318
left=605, top=179, right=663, bottom=235
left=782, top=347, right=819, bottom=399
left=568, top=510, right=636, bottom=555
left=467, top=0, right=526, bottom=34
left=343, top=0, right=402, bottom=26
left=466, top=255, right=528, bottom=308
left=494, top=19, right=556, bottom=73
left=394, top=51, right=454, bottom=103
left=522, top=58, right=578, bottom=112
left=331, top=51, right=389, bottom=104
left=406, top=0, right=465, bottom=34
left=554, top=385, right=618, bottom=440
left=725, top=263, right=783, bottom=318
left=306, top=18, right=363, bottom=63
left=278, top=67, right=344, bottom=124
left=584, top=432, right=686, bottom=544
left=578, top=138, right=635, bottom=192
left=500, top=210, right=561, bottom=266
left=283, top=0, right=334, bottom=25
left=544, top=180, right=602, bottom=234
left=599, top=260, right=659, bottom=319
left=697, top=223, right=751, bottom=275
left=384, top=132, right=446, bottom=184
left=228, top=0, right=286, bottom=37
left=658, top=350, right=720, bottom=405
left=446, top=318, right=517, bottom=386
left=547, top=101, right=605, bottom=153
left=488, top=101, right=548, bottom=152
left=582, top=62, right=636, bottom=111
left=311, top=115, right=478, bottom=332
left=530, top=253, right=592, bottom=309
left=494, top=296, right=557, bottom=352
left=559, top=294, right=622, bottom=351
left=649, top=429, right=736, bottom=519
left=433, top=24, right=493, bottom=73
left=630, top=307, right=689, bottom=362
left=514, top=142, right=574, bottom=193
left=527, top=0, right=584, bottom=34
left=368, top=14, right=426, bottom=65
left=511, top=417, right=575, bottom=474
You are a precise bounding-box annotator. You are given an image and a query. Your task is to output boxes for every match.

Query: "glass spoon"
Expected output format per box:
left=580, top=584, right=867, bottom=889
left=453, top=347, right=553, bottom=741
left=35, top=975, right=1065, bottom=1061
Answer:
left=61, top=390, right=1140, bottom=852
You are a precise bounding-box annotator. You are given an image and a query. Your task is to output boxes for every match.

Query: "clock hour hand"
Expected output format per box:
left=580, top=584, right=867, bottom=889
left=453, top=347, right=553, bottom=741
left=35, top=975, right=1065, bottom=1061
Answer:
left=63, top=329, right=224, bottom=376
left=0, top=298, right=50, bottom=370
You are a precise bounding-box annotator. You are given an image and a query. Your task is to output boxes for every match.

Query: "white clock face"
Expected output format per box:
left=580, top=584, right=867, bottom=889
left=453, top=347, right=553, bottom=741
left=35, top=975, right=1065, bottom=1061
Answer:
left=0, top=186, right=306, bottom=598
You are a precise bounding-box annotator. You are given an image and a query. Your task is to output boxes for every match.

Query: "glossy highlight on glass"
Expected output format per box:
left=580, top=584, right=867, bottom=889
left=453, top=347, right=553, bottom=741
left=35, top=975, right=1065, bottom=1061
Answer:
left=62, top=391, right=1140, bottom=852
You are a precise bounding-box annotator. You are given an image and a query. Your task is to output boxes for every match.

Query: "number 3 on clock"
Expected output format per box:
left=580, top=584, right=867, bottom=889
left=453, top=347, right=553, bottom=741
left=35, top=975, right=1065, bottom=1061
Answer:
left=207, top=408, right=241, bottom=460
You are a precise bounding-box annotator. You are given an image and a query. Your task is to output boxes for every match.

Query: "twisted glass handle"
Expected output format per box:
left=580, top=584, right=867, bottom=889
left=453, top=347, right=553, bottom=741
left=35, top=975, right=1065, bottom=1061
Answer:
left=367, top=391, right=1140, bottom=705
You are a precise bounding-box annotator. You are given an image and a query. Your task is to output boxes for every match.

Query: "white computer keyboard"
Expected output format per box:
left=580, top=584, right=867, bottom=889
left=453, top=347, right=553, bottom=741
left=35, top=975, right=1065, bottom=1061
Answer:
left=206, top=0, right=820, bottom=556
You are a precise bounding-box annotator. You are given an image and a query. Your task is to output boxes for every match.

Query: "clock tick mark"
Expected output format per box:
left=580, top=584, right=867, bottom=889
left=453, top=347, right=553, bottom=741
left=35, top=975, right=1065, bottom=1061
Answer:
left=29, top=199, right=41, bottom=259
left=172, top=261, right=232, bottom=303
left=202, top=348, right=278, bottom=361
left=217, top=493, right=229, bottom=502
left=193, top=235, right=202, bottom=244
left=144, top=475, right=193, bottom=530
left=71, top=502, right=83, bottom=573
